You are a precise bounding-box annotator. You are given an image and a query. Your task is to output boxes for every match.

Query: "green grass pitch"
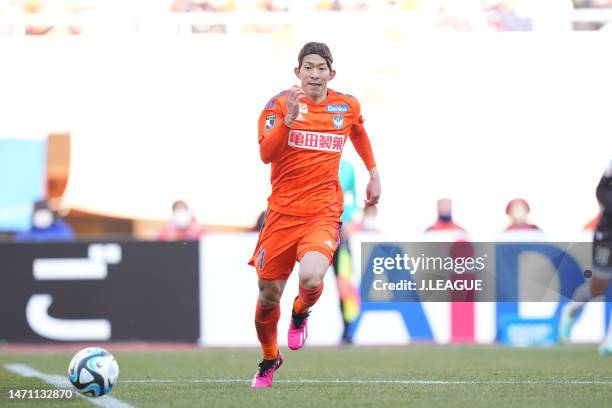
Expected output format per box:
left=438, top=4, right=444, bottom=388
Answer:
left=1, top=345, right=611, bottom=408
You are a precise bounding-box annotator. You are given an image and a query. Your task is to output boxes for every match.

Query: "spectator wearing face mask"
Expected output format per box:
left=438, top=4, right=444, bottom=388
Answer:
left=158, top=200, right=203, bottom=241
left=504, top=198, right=540, bottom=231
left=425, top=198, right=465, bottom=232
left=15, top=200, right=75, bottom=242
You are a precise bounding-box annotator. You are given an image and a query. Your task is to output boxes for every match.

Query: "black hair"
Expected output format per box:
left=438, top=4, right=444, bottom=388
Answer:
left=298, top=42, right=333, bottom=71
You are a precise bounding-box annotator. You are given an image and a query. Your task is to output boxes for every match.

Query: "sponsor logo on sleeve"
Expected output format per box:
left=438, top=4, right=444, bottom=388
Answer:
left=326, top=104, right=349, bottom=113
left=264, top=114, right=276, bottom=130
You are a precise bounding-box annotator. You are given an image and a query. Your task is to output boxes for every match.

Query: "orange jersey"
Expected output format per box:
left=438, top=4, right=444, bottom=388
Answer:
left=258, top=88, right=376, bottom=218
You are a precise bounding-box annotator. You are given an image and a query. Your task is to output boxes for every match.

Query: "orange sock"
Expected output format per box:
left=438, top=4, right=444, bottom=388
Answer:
left=255, top=302, right=280, bottom=360
left=292, top=282, right=324, bottom=315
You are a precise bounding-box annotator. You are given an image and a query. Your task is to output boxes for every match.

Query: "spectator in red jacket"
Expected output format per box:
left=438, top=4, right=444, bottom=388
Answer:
left=159, top=200, right=203, bottom=241
left=505, top=198, right=540, bottom=231
left=426, top=198, right=466, bottom=232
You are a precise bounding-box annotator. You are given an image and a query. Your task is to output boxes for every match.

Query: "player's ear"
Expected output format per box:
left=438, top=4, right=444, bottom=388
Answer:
left=294, top=66, right=301, bottom=79
left=329, top=69, right=336, bottom=81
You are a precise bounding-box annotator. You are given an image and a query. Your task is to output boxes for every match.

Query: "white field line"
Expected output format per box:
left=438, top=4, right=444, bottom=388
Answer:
left=4, top=363, right=134, bottom=408
left=121, top=378, right=612, bottom=385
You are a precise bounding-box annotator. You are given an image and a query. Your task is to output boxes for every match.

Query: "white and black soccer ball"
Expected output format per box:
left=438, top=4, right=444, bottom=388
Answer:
left=68, top=347, right=119, bottom=397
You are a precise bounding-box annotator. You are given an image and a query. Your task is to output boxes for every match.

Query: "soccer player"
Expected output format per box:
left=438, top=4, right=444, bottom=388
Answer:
left=248, top=42, right=381, bottom=387
left=559, top=160, right=612, bottom=355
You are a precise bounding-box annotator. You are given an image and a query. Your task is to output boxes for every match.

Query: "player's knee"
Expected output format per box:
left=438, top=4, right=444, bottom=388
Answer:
left=258, top=286, right=282, bottom=307
left=258, top=292, right=280, bottom=308
left=300, top=275, right=323, bottom=289
left=299, top=252, right=329, bottom=287
left=299, top=266, right=325, bottom=288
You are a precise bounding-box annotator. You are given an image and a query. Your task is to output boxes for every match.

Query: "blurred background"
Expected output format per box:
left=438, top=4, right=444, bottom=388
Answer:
left=0, top=0, right=611, bottom=347
left=0, top=0, right=610, bottom=240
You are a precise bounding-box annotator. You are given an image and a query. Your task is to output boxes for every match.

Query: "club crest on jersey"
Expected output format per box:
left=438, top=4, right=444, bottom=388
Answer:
left=327, top=104, right=349, bottom=113
left=333, top=114, right=344, bottom=129
left=264, top=114, right=276, bottom=130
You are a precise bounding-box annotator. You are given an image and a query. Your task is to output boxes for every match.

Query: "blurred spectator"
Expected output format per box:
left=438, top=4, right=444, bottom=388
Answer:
left=438, top=0, right=488, bottom=31
left=20, top=0, right=95, bottom=36
left=171, top=0, right=235, bottom=12
left=574, top=0, right=612, bottom=8
left=422, top=199, right=474, bottom=337
left=317, top=0, right=342, bottom=11
left=504, top=198, right=540, bottom=231
left=357, top=204, right=379, bottom=232
left=572, top=0, right=612, bottom=30
left=1, top=0, right=586, bottom=37
left=22, top=0, right=54, bottom=36
left=159, top=200, right=203, bottom=240
left=422, top=199, right=469, bottom=257
left=316, top=0, right=371, bottom=11
left=485, top=0, right=533, bottom=31
left=15, top=200, right=75, bottom=241
left=426, top=198, right=466, bottom=232
left=171, top=0, right=198, bottom=12
left=261, top=0, right=289, bottom=11
left=170, top=0, right=234, bottom=32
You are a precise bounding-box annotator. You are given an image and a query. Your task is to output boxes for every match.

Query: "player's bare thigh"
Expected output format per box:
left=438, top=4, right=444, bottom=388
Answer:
left=298, top=251, right=331, bottom=289
left=258, top=278, right=287, bottom=307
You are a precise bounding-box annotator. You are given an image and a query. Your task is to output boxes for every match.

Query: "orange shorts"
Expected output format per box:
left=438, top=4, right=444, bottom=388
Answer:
left=248, top=209, right=341, bottom=281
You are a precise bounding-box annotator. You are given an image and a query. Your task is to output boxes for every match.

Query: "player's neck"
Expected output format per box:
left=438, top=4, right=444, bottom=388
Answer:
left=305, top=89, right=328, bottom=104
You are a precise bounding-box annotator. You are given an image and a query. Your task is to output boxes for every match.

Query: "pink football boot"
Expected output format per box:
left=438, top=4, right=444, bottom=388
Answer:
left=288, top=310, right=310, bottom=350
left=251, top=351, right=284, bottom=388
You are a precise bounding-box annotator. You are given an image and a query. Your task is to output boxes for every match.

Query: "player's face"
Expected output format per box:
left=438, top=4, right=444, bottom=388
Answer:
left=295, top=54, right=336, bottom=101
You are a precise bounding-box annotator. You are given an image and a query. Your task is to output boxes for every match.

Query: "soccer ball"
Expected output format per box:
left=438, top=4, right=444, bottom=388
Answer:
left=67, top=347, right=119, bottom=397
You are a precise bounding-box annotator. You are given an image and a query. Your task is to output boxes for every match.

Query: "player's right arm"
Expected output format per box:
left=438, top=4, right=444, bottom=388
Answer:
left=258, top=87, right=305, bottom=164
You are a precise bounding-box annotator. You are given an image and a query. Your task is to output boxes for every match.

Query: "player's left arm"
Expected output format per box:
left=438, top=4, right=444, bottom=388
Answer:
left=348, top=97, right=380, bottom=206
